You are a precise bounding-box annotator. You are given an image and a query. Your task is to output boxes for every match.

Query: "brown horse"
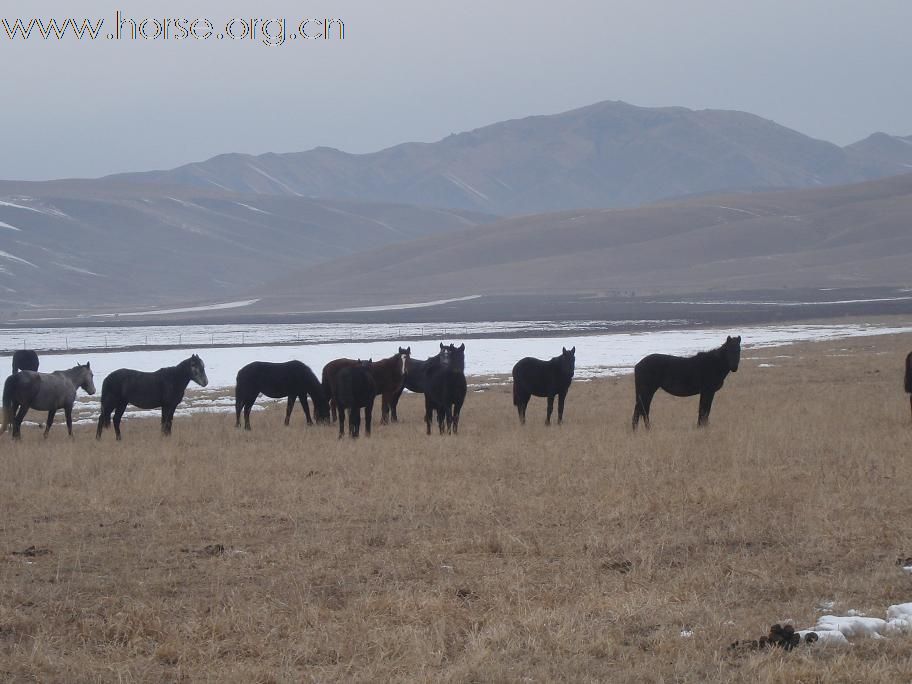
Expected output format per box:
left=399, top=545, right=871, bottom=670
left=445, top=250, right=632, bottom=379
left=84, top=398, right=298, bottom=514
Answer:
left=322, top=349, right=409, bottom=424
left=905, top=351, right=911, bottom=422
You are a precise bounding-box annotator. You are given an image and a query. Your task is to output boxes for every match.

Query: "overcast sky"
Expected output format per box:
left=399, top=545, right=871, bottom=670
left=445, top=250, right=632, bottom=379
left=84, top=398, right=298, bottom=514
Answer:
left=2, top=0, right=910, bottom=180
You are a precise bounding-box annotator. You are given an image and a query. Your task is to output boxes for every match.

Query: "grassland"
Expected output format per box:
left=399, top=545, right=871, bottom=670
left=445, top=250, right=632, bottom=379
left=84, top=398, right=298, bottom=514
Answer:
left=2, top=332, right=912, bottom=682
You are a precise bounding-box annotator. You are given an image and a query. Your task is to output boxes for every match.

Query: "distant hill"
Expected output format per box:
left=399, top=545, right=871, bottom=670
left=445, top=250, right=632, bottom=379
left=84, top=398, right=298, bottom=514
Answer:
left=254, top=173, right=912, bottom=307
left=0, top=180, right=489, bottom=315
left=111, top=100, right=909, bottom=215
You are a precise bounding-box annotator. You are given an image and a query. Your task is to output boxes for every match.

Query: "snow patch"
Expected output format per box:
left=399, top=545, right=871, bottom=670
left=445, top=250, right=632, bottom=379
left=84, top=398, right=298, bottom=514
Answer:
left=0, top=250, right=37, bottom=268
left=247, top=164, right=302, bottom=196
left=0, top=220, right=21, bottom=231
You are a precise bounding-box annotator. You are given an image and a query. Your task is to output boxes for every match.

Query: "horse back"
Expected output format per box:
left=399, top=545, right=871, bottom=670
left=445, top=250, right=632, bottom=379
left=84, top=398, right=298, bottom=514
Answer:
left=103, top=368, right=167, bottom=408
left=30, top=371, right=77, bottom=410
left=635, top=353, right=708, bottom=397
left=513, top=357, right=567, bottom=397
left=336, top=367, right=376, bottom=408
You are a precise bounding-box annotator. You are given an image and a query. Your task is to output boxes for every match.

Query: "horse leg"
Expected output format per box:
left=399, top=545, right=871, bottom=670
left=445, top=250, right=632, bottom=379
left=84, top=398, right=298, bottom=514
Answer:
left=285, top=395, right=295, bottom=426
left=350, top=408, right=361, bottom=439
left=161, top=405, right=175, bottom=436
left=633, top=388, right=655, bottom=431
left=438, top=407, right=447, bottom=435
left=698, top=391, right=715, bottom=427
left=235, top=395, right=242, bottom=428
left=390, top=386, right=404, bottom=423
left=546, top=395, right=555, bottom=425
left=424, top=399, right=434, bottom=436
left=64, top=407, right=73, bottom=437
left=330, top=397, right=338, bottom=424
left=113, top=404, right=127, bottom=440
left=96, top=403, right=111, bottom=440
left=452, top=398, right=463, bottom=435
left=299, top=395, right=313, bottom=426
left=44, top=410, right=56, bottom=438
left=379, top=392, right=390, bottom=425
left=243, top=402, right=253, bottom=431
left=12, top=403, right=28, bottom=440
left=365, top=400, right=374, bottom=437
left=338, top=407, right=345, bottom=439
left=557, top=390, right=567, bottom=425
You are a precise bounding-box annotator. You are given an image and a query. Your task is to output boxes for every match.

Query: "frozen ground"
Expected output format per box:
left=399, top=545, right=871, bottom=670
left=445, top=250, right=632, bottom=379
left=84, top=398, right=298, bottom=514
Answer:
left=5, top=320, right=911, bottom=426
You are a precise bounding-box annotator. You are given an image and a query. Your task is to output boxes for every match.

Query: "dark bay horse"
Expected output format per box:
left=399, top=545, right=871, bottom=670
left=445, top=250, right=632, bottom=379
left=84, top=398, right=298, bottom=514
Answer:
left=335, top=360, right=377, bottom=438
left=632, top=336, right=741, bottom=430
left=1, top=363, right=95, bottom=439
left=905, top=351, right=911, bottom=422
left=234, top=360, right=329, bottom=430
left=424, top=343, right=467, bottom=435
left=322, top=349, right=408, bottom=424
left=12, top=349, right=39, bottom=374
left=96, top=354, right=208, bottom=440
left=512, top=347, right=575, bottom=425
left=389, top=346, right=444, bottom=420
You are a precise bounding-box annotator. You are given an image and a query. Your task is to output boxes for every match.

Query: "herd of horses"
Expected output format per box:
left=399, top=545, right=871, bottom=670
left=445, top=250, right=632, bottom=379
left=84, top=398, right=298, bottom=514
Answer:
left=2, top=337, right=910, bottom=441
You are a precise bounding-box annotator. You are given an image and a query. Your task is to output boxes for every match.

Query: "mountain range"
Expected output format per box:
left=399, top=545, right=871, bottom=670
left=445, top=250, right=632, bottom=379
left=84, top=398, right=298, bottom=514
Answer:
left=1, top=99, right=911, bottom=317
left=110, top=100, right=912, bottom=215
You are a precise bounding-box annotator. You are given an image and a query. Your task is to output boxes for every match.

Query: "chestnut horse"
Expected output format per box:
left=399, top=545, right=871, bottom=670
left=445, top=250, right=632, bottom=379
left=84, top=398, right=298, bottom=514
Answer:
left=322, top=349, right=408, bottom=424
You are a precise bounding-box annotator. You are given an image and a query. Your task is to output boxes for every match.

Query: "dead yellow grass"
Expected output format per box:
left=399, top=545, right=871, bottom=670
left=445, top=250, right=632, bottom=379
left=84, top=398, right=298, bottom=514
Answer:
left=2, top=333, right=912, bottom=682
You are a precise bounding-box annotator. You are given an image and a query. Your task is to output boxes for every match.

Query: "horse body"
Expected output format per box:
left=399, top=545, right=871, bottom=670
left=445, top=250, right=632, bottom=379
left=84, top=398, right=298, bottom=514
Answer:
left=390, top=347, right=446, bottom=420
left=905, top=351, right=911, bottom=422
left=424, top=343, right=467, bottom=435
left=12, top=349, right=39, bottom=374
left=632, top=336, right=741, bottom=430
left=323, top=349, right=408, bottom=424
left=335, top=361, right=377, bottom=438
left=235, top=360, right=328, bottom=430
left=96, top=354, right=207, bottom=440
left=2, top=363, right=95, bottom=439
left=512, top=347, right=575, bottom=425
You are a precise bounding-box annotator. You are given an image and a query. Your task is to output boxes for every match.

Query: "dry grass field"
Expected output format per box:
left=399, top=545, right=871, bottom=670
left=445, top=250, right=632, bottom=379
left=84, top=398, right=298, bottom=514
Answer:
left=2, top=332, right=912, bottom=682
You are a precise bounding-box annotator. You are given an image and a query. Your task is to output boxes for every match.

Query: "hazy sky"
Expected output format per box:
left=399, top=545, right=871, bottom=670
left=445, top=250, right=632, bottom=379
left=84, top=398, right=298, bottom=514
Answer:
left=3, top=0, right=910, bottom=180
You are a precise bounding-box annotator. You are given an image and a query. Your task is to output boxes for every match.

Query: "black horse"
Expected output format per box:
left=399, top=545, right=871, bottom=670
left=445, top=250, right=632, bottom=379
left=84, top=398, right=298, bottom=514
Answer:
left=512, top=347, right=575, bottom=425
left=96, top=354, right=208, bottom=440
left=424, top=343, right=467, bottom=435
left=388, top=346, right=443, bottom=420
left=235, top=360, right=329, bottom=430
left=335, top=360, right=377, bottom=439
left=12, top=349, right=39, bottom=374
left=905, top=351, right=911, bottom=422
left=632, top=336, right=741, bottom=430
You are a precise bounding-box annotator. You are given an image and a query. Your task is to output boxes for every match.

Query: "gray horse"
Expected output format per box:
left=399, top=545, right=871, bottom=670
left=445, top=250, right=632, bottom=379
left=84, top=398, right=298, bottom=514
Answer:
left=1, top=363, right=96, bottom=439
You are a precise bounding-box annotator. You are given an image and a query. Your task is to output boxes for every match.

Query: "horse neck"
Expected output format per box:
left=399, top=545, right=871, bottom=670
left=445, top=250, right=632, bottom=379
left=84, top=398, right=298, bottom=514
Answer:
left=375, top=355, right=402, bottom=379
left=61, top=367, right=85, bottom=385
left=706, top=348, right=731, bottom=377
left=172, top=361, right=194, bottom=386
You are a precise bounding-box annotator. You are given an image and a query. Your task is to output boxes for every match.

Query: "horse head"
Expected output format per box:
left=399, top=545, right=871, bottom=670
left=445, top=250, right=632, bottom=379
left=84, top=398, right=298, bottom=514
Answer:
left=189, top=354, right=209, bottom=387
left=449, top=343, right=466, bottom=374
left=561, top=346, right=576, bottom=376
left=398, top=346, right=411, bottom=376
left=724, top=336, right=741, bottom=372
left=76, top=361, right=96, bottom=395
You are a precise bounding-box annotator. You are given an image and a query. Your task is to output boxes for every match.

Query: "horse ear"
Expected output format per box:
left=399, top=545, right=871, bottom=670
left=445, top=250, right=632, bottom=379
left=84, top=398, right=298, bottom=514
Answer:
left=440, top=343, right=444, bottom=350
left=571, top=347, right=575, bottom=354
left=86, top=361, right=90, bottom=368
left=407, top=346, right=411, bottom=354
left=562, top=347, right=566, bottom=353
left=458, top=343, right=465, bottom=351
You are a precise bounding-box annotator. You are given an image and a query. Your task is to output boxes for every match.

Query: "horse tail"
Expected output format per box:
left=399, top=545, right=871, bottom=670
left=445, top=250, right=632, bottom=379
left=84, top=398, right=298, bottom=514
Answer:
left=1, top=373, right=18, bottom=434
left=905, top=352, right=912, bottom=394
left=512, top=380, right=520, bottom=406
